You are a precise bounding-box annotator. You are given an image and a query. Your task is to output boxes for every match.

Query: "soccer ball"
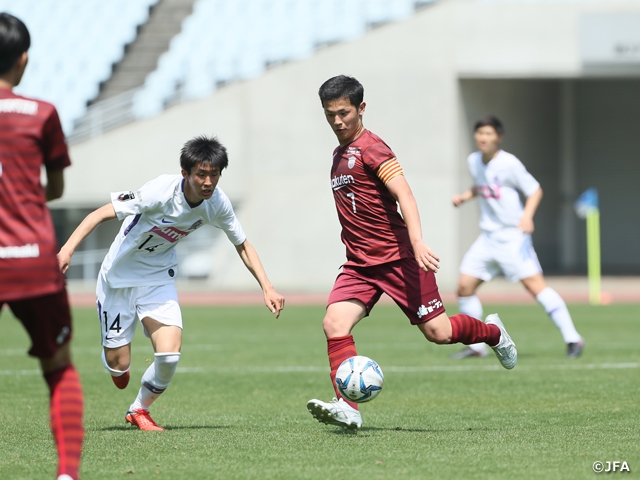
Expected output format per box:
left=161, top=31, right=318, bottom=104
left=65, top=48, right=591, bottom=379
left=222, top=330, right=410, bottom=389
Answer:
left=335, top=355, right=384, bottom=403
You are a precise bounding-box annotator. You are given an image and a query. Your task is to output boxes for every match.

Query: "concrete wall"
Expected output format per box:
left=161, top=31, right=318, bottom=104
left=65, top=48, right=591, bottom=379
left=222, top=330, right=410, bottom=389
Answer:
left=58, top=0, right=640, bottom=291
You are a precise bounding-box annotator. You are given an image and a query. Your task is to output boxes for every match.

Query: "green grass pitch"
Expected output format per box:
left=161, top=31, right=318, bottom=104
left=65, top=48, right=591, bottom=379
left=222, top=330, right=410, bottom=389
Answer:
left=0, top=302, right=638, bottom=479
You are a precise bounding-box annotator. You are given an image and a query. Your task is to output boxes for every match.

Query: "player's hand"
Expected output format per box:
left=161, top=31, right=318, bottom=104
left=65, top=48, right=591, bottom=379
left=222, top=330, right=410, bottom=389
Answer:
left=518, top=216, right=535, bottom=234
left=413, top=241, right=440, bottom=273
left=263, top=287, right=285, bottom=318
left=452, top=194, right=465, bottom=207
left=57, top=250, right=72, bottom=274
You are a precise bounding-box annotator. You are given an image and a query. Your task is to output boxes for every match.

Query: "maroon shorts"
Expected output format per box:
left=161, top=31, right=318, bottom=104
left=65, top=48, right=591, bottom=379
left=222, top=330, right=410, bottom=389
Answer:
left=1, top=289, right=72, bottom=358
left=327, top=257, right=446, bottom=325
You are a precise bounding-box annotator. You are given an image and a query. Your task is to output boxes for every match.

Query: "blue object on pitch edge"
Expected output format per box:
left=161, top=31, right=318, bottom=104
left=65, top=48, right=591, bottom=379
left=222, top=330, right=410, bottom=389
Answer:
left=574, top=188, right=599, bottom=219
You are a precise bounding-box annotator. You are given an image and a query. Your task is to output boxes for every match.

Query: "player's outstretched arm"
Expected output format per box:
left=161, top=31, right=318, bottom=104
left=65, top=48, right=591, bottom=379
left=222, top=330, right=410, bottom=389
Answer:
left=58, top=203, right=117, bottom=273
left=234, top=240, right=285, bottom=318
left=452, top=187, right=477, bottom=207
left=386, top=176, right=440, bottom=273
left=519, top=187, right=543, bottom=233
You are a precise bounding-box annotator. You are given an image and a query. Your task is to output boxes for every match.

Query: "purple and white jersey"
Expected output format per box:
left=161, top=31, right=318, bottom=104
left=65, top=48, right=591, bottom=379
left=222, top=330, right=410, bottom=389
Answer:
left=467, top=150, right=540, bottom=233
left=100, top=174, right=245, bottom=288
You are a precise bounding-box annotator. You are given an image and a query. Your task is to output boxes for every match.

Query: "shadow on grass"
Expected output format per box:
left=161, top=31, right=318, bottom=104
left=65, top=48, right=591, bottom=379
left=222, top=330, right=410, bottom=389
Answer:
left=326, top=425, right=494, bottom=435
left=98, top=425, right=232, bottom=431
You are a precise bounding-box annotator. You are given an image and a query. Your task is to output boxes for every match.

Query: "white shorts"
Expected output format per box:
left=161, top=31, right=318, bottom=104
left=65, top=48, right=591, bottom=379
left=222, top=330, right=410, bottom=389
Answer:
left=96, top=276, right=183, bottom=348
left=459, top=229, right=542, bottom=283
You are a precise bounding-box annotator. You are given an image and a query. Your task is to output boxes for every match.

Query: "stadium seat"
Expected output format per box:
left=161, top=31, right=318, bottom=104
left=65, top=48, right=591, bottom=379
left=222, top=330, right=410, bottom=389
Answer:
left=133, top=0, right=432, bottom=119
left=0, top=0, right=159, bottom=134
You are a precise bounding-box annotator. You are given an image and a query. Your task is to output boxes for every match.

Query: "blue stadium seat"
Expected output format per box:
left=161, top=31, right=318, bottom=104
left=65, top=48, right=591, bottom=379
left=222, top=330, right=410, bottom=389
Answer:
left=0, top=0, right=158, bottom=134
left=132, top=0, right=434, bottom=119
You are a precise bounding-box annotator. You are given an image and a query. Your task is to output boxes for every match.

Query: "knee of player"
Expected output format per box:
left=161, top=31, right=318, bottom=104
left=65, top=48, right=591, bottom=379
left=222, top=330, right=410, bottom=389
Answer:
left=102, top=349, right=130, bottom=372
left=322, top=315, right=348, bottom=338
left=154, top=352, right=181, bottom=384
left=421, top=326, right=451, bottom=345
left=457, top=284, right=475, bottom=297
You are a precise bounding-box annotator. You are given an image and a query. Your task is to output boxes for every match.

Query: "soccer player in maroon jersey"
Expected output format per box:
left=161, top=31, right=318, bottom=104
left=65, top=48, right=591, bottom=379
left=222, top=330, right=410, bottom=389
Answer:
left=306, top=75, right=517, bottom=431
left=0, top=13, right=83, bottom=480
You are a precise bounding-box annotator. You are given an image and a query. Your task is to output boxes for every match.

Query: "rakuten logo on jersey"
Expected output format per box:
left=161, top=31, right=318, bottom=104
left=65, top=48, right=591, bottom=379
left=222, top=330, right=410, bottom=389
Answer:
left=331, top=174, right=355, bottom=191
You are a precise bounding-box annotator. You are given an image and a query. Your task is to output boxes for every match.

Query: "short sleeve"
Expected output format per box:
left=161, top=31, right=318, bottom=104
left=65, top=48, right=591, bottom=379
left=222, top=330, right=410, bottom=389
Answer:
left=213, top=193, right=247, bottom=246
left=362, top=140, right=395, bottom=171
left=509, top=160, right=540, bottom=197
left=41, top=107, right=71, bottom=171
left=110, top=176, right=168, bottom=220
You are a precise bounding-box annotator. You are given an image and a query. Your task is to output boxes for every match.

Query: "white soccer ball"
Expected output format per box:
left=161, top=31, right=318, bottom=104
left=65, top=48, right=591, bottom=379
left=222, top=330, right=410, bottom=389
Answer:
left=335, top=355, right=384, bottom=403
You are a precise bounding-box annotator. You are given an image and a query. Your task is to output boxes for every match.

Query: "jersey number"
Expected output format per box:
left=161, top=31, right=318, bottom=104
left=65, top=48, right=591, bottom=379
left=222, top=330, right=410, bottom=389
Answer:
left=138, top=234, right=164, bottom=252
left=103, top=312, right=122, bottom=333
left=346, top=193, right=356, bottom=213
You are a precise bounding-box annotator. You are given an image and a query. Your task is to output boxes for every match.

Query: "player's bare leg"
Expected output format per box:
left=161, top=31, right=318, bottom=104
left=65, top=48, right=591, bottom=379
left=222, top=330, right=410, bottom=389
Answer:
left=417, top=313, right=452, bottom=344
left=102, top=344, right=131, bottom=389
left=126, top=319, right=182, bottom=431
left=521, top=273, right=584, bottom=357
left=452, top=275, right=489, bottom=358
left=308, top=300, right=364, bottom=431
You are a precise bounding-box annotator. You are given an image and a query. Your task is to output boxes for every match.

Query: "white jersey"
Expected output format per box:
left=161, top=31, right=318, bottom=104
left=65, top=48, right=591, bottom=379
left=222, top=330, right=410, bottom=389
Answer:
left=467, top=150, right=540, bottom=232
left=100, top=174, right=246, bottom=288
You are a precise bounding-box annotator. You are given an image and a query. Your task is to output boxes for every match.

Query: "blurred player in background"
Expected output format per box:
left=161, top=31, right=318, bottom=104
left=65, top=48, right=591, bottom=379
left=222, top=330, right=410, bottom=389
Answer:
left=306, top=75, right=517, bottom=431
left=0, top=12, right=83, bottom=480
left=451, top=115, right=584, bottom=359
left=58, top=135, right=284, bottom=431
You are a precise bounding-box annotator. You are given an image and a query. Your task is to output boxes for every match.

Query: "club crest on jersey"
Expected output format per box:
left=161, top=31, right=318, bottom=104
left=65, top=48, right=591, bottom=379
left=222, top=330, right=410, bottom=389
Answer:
left=347, top=157, right=356, bottom=169
left=118, top=191, right=136, bottom=202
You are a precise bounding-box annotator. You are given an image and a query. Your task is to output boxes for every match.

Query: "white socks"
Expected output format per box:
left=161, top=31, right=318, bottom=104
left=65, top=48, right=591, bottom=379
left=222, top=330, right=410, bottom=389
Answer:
left=458, top=295, right=488, bottom=354
left=101, top=349, right=129, bottom=377
left=130, top=352, right=181, bottom=411
left=536, top=287, right=582, bottom=344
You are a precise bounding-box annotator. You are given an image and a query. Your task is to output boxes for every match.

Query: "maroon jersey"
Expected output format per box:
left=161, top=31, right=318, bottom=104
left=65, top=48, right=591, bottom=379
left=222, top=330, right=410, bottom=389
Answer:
left=0, top=89, right=71, bottom=301
left=330, top=129, right=413, bottom=267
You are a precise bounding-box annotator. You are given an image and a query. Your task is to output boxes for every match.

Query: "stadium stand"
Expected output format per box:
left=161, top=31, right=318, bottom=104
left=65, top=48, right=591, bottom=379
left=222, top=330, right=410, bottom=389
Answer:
left=0, top=0, right=158, bottom=134
left=0, top=0, right=434, bottom=138
left=131, top=0, right=436, bottom=118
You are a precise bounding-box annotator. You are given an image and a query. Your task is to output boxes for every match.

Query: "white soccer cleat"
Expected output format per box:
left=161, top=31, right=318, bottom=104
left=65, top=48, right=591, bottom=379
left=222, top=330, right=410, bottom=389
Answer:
left=307, top=397, right=363, bottom=431
left=485, top=314, right=517, bottom=370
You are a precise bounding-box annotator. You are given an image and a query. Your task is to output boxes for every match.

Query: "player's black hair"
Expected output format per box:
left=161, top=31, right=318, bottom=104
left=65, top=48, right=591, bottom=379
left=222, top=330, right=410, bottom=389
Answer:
left=180, top=135, right=229, bottom=173
left=0, top=13, right=30, bottom=76
left=318, top=75, right=364, bottom=108
left=474, top=115, right=505, bottom=135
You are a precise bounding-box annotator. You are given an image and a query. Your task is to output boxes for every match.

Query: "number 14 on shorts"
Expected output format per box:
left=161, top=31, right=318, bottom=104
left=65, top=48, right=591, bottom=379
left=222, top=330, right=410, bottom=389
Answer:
left=103, top=311, right=122, bottom=339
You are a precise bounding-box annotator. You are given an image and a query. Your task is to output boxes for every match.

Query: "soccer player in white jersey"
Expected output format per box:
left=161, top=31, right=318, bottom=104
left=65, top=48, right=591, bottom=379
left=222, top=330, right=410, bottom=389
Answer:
left=452, top=116, right=584, bottom=359
left=58, top=135, right=285, bottom=430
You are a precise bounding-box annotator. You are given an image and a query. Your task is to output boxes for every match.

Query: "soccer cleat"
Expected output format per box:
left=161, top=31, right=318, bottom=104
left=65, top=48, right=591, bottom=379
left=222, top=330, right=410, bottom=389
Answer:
left=485, top=314, right=517, bottom=370
left=111, top=370, right=130, bottom=389
left=307, top=397, right=362, bottom=431
left=567, top=339, right=585, bottom=358
left=450, top=346, right=489, bottom=359
left=125, top=408, right=164, bottom=431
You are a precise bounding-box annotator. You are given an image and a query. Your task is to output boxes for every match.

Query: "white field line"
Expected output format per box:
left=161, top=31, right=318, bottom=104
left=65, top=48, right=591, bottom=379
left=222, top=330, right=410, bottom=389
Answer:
left=1, top=362, right=638, bottom=376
